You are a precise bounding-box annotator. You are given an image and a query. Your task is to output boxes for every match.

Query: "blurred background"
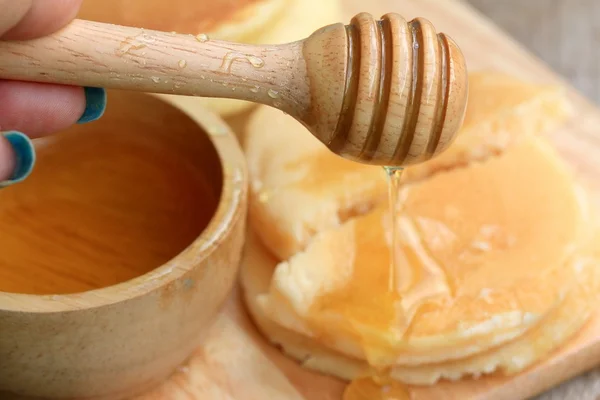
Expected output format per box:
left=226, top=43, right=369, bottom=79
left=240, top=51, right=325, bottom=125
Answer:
left=467, top=0, right=600, bottom=104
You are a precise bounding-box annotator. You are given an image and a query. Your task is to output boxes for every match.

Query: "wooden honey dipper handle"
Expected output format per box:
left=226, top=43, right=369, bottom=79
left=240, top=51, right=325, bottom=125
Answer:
left=0, top=13, right=468, bottom=167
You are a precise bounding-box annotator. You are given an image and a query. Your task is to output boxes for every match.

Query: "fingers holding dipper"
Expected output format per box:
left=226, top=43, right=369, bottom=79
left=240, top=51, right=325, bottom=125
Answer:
left=0, top=0, right=106, bottom=186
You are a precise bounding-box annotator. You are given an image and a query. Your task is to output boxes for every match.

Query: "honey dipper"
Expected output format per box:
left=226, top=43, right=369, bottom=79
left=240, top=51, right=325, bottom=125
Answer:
left=0, top=12, right=468, bottom=167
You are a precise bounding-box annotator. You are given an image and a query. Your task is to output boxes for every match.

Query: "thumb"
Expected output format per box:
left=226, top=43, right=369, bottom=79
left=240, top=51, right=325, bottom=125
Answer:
left=0, top=132, right=35, bottom=188
left=0, top=0, right=83, bottom=40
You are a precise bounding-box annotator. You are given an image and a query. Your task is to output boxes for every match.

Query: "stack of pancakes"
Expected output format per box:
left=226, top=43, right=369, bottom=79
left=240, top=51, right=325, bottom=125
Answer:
left=77, top=0, right=343, bottom=118
left=240, top=71, right=600, bottom=392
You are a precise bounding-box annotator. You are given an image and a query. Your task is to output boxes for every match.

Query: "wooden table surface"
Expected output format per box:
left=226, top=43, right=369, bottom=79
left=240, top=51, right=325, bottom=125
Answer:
left=468, top=1, right=600, bottom=398
left=467, top=0, right=600, bottom=104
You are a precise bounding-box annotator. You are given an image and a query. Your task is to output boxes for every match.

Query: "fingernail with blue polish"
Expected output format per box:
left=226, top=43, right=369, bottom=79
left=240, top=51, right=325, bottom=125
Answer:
left=0, top=131, right=36, bottom=188
left=77, top=87, right=107, bottom=124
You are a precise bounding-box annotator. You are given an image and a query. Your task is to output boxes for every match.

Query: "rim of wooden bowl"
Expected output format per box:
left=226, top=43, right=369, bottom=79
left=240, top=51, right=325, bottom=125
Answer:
left=0, top=95, right=248, bottom=313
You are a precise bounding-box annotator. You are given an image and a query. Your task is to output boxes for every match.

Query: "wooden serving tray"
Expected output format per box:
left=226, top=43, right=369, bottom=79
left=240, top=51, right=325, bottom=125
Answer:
left=138, top=0, right=600, bottom=398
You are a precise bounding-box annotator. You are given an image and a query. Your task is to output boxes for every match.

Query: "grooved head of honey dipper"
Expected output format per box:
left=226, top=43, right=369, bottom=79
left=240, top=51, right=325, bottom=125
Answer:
left=301, top=13, right=468, bottom=167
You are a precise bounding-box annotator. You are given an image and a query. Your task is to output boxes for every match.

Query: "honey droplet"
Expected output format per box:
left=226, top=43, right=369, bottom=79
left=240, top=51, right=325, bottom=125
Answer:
left=209, top=125, right=228, bottom=136
left=267, top=89, right=279, bottom=99
left=250, top=86, right=260, bottom=93
left=178, top=60, right=187, bottom=69
left=220, top=52, right=265, bottom=72
left=116, top=34, right=148, bottom=56
left=196, top=33, right=209, bottom=43
left=248, top=56, right=264, bottom=68
left=258, top=191, right=270, bottom=203
left=344, top=378, right=409, bottom=400
left=151, top=76, right=160, bottom=83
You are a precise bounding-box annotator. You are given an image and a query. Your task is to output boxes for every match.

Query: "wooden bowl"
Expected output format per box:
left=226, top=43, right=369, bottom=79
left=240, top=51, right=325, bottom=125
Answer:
left=0, top=90, right=247, bottom=399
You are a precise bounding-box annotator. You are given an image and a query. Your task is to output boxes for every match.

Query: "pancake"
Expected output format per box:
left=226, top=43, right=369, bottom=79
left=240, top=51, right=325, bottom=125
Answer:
left=401, top=73, right=572, bottom=182
left=242, top=230, right=599, bottom=386
left=242, top=228, right=599, bottom=386
left=245, top=73, right=572, bottom=261
left=254, top=137, right=593, bottom=363
left=241, top=136, right=599, bottom=384
left=77, top=0, right=288, bottom=42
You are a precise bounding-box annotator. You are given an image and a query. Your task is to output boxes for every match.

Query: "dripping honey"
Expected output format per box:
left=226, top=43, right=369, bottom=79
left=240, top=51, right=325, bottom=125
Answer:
left=288, top=156, right=423, bottom=342
left=343, top=377, right=409, bottom=400
left=308, top=209, right=401, bottom=339
left=383, top=166, right=404, bottom=293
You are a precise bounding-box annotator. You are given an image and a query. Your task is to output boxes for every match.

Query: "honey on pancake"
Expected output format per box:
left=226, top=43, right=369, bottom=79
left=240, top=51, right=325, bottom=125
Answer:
left=277, top=141, right=452, bottom=363
left=306, top=205, right=451, bottom=363
left=260, top=136, right=593, bottom=375
left=307, top=212, right=400, bottom=338
left=343, top=377, right=409, bottom=400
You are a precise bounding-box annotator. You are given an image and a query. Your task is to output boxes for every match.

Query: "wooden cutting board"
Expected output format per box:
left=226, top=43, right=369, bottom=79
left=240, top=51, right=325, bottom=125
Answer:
left=137, top=0, right=600, bottom=399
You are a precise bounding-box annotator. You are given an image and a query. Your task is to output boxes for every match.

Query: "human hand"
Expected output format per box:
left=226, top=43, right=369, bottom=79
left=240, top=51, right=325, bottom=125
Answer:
left=0, top=0, right=106, bottom=187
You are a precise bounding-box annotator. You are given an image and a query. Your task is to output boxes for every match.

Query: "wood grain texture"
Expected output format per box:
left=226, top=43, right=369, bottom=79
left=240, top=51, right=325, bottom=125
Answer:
left=127, top=0, right=600, bottom=399
left=0, top=14, right=468, bottom=167
left=466, top=0, right=600, bottom=104
left=0, top=91, right=248, bottom=399
left=0, top=19, right=308, bottom=115
left=74, top=0, right=292, bottom=118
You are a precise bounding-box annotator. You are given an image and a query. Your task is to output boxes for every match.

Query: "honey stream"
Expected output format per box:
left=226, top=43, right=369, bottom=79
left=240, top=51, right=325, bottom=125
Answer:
left=383, top=166, right=404, bottom=293
left=343, top=167, right=408, bottom=399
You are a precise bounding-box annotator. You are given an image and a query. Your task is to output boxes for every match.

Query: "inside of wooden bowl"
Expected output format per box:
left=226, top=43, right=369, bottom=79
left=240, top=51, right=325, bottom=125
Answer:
left=0, top=90, right=223, bottom=295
